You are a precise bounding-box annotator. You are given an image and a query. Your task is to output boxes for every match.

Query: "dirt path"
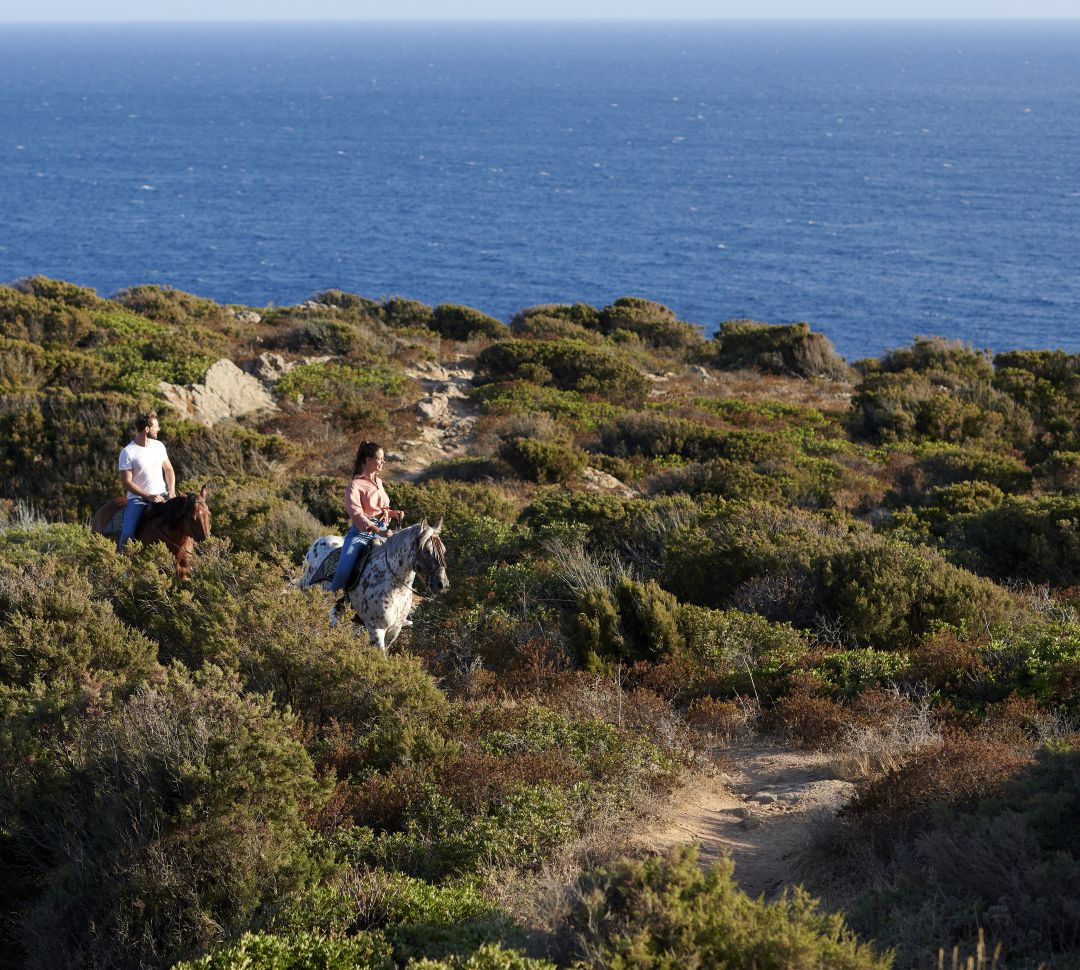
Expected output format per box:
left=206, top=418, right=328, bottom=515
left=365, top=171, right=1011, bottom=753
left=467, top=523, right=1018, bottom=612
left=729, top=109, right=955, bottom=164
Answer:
left=637, top=745, right=855, bottom=899
left=394, top=357, right=482, bottom=477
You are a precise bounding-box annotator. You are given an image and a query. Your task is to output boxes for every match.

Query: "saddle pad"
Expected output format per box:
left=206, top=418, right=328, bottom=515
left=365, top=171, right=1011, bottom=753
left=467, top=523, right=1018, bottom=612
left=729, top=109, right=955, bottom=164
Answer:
left=309, top=548, right=342, bottom=585
left=105, top=508, right=124, bottom=536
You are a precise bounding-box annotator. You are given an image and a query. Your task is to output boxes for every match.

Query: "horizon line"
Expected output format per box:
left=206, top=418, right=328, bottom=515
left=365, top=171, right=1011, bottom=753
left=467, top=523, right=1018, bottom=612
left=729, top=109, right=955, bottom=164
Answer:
left=4, top=15, right=1080, bottom=24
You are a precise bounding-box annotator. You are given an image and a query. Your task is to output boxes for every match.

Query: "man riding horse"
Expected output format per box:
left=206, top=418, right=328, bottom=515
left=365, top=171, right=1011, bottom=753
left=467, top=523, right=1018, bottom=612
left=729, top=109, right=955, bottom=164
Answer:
left=117, top=410, right=176, bottom=551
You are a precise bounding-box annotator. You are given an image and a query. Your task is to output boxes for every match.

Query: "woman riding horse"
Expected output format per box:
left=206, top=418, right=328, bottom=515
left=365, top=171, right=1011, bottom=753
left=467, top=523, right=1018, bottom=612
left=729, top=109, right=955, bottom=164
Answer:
left=330, top=440, right=405, bottom=592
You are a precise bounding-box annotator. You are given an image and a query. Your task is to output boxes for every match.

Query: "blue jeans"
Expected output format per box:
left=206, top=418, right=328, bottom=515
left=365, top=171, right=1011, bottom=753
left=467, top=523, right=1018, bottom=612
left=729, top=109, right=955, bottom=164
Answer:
left=118, top=495, right=152, bottom=551
left=330, top=524, right=378, bottom=591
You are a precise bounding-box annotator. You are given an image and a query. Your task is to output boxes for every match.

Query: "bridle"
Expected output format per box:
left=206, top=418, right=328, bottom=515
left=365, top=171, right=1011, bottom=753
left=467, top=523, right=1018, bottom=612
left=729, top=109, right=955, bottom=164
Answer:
left=188, top=495, right=212, bottom=540
left=381, top=528, right=445, bottom=597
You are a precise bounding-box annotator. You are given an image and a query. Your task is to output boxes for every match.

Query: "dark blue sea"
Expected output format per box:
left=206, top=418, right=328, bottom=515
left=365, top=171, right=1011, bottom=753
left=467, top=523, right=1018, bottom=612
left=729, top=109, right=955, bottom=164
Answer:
left=2, top=20, right=1079, bottom=361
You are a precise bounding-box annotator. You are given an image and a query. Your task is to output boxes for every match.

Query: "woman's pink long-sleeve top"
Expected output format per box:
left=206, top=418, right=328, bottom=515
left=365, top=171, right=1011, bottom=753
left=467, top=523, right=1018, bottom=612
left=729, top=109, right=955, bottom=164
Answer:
left=344, top=475, right=391, bottom=533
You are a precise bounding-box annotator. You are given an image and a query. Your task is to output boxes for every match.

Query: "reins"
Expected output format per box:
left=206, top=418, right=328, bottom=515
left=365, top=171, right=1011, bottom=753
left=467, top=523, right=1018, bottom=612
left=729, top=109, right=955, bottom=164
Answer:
left=379, top=525, right=444, bottom=599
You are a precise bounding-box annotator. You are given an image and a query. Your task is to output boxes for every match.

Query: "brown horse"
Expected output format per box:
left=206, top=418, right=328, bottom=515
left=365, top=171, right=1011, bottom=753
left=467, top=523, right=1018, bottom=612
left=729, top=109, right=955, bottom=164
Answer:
left=92, top=487, right=212, bottom=579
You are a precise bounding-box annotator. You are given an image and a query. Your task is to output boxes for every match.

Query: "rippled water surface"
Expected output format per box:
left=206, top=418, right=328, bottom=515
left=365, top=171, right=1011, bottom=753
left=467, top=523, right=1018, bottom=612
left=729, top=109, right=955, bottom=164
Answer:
left=2, top=20, right=1079, bottom=359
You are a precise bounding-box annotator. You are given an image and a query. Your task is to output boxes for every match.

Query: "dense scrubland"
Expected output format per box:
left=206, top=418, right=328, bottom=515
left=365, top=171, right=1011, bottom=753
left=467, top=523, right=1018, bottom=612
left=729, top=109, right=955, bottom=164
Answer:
left=1, top=276, right=1078, bottom=970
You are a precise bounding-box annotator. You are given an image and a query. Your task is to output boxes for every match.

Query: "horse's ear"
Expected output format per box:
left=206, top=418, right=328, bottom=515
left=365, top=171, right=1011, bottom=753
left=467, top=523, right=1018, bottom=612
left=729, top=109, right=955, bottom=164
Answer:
left=418, top=518, right=428, bottom=530
left=434, top=517, right=443, bottom=533
left=200, top=483, right=209, bottom=499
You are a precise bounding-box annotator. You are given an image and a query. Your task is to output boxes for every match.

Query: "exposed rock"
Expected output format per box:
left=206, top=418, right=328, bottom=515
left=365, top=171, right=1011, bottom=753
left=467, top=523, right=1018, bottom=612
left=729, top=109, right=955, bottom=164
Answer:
left=581, top=466, right=636, bottom=498
left=395, top=356, right=482, bottom=478
left=690, top=364, right=716, bottom=383
left=242, top=352, right=292, bottom=384
left=159, top=358, right=278, bottom=426
left=229, top=309, right=262, bottom=324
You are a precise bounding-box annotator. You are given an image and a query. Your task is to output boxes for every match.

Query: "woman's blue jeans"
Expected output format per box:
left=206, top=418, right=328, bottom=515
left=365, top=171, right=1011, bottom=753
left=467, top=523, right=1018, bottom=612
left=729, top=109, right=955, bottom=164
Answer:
left=118, top=496, right=151, bottom=551
left=330, top=524, right=377, bottom=591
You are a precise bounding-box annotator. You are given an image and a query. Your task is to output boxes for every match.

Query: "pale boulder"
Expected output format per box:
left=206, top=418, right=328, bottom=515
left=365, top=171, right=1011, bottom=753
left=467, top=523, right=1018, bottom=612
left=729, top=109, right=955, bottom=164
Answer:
left=159, top=358, right=278, bottom=426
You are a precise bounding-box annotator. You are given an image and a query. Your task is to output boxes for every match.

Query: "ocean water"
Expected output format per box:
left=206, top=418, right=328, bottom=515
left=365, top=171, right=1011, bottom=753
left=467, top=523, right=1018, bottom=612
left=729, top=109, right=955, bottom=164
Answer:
left=1, top=20, right=1079, bottom=361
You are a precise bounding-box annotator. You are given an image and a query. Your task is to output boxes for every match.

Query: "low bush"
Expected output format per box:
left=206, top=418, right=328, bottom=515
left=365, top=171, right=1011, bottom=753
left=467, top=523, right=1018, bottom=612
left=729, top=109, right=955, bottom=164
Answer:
left=500, top=437, right=588, bottom=484
left=598, top=297, right=705, bottom=355
left=840, top=733, right=1032, bottom=848
left=713, top=320, right=849, bottom=379
left=432, top=305, right=508, bottom=342
left=173, top=930, right=394, bottom=970
left=842, top=744, right=1080, bottom=968
left=3, top=666, right=325, bottom=970
left=944, top=494, right=1080, bottom=585
left=477, top=339, right=648, bottom=407
left=567, top=846, right=891, bottom=969
left=812, top=535, right=1011, bottom=651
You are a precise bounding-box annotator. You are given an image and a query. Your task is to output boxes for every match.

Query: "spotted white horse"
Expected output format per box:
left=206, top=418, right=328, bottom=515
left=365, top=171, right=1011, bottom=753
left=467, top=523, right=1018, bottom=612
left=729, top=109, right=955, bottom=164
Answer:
left=298, top=520, right=448, bottom=650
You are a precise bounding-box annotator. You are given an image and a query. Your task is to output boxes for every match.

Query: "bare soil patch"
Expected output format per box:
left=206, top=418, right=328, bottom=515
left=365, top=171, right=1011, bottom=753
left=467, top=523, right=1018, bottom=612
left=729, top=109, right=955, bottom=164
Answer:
left=636, top=744, right=855, bottom=899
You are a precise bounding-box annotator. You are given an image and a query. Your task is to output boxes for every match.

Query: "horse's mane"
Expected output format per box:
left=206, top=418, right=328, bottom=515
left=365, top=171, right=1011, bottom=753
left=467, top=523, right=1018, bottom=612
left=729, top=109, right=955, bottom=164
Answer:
left=143, top=494, right=193, bottom=531
left=382, top=522, right=423, bottom=553
left=382, top=521, right=444, bottom=556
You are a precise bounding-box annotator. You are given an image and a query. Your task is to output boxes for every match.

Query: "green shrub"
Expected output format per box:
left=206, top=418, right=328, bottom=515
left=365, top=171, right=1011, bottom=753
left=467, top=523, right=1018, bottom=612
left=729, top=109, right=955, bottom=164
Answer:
left=1033, top=450, right=1080, bottom=492
left=994, top=349, right=1080, bottom=459
left=110, top=546, right=452, bottom=770
left=713, top=320, right=849, bottom=379
left=408, top=944, right=556, bottom=970
left=3, top=665, right=325, bottom=970
left=277, top=316, right=373, bottom=355
left=596, top=412, right=727, bottom=461
left=276, top=359, right=409, bottom=403
left=173, top=930, right=394, bottom=970
left=166, top=421, right=296, bottom=482
left=432, top=305, right=508, bottom=342
left=310, top=289, right=383, bottom=315
left=285, top=474, right=348, bottom=527
left=383, top=297, right=436, bottom=330
left=874, top=336, right=995, bottom=379
left=661, top=501, right=853, bottom=609
left=597, top=297, right=705, bottom=355
left=477, top=339, right=647, bottom=407
left=813, top=536, right=1011, bottom=651
left=812, top=648, right=910, bottom=699
left=341, top=784, right=575, bottom=881
left=500, top=437, right=588, bottom=484
left=897, top=446, right=1032, bottom=496
left=944, top=494, right=1080, bottom=584
left=473, top=381, right=619, bottom=431
left=511, top=302, right=601, bottom=331
left=113, top=284, right=233, bottom=326
left=566, top=575, right=682, bottom=668
left=568, top=846, right=891, bottom=969
left=0, top=555, right=156, bottom=721
left=510, top=312, right=604, bottom=344
left=840, top=743, right=1080, bottom=968
left=677, top=605, right=810, bottom=685
left=0, top=389, right=143, bottom=519
left=852, top=340, right=1033, bottom=448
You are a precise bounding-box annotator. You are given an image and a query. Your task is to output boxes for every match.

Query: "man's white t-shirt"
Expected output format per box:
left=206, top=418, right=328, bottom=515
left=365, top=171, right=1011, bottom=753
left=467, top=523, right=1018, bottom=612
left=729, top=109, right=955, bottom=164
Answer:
left=118, top=439, right=168, bottom=500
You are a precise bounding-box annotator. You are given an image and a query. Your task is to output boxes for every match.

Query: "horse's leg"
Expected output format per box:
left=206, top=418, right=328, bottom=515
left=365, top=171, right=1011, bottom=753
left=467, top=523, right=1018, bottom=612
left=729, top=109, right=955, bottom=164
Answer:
left=369, top=627, right=388, bottom=652
left=175, top=539, right=192, bottom=580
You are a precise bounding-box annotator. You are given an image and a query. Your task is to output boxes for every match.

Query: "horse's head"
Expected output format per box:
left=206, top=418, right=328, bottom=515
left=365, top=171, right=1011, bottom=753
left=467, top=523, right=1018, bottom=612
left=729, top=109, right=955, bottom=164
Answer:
left=416, top=518, right=449, bottom=594
left=187, top=484, right=212, bottom=541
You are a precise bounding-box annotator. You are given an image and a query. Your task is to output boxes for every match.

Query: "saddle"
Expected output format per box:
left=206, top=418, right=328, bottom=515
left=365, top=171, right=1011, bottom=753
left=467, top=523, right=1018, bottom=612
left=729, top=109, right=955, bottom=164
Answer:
left=99, top=496, right=167, bottom=539
left=309, top=543, right=374, bottom=591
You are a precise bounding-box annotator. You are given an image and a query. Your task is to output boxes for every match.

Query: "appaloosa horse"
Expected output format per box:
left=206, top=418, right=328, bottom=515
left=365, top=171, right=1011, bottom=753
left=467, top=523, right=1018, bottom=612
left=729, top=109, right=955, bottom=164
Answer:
left=298, top=520, right=448, bottom=650
left=92, top=487, right=212, bottom=580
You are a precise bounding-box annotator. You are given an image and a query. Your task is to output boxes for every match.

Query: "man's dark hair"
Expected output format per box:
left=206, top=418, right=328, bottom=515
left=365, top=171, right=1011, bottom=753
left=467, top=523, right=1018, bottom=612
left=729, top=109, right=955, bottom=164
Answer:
left=134, top=410, right=158, bottom=433
left=351, top=440, right=383, bottom=476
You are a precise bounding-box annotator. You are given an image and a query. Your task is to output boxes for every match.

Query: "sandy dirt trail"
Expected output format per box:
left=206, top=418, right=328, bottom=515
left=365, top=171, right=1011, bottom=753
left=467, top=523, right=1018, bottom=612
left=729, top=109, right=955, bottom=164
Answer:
left=637, top=745, right=856, bottom=898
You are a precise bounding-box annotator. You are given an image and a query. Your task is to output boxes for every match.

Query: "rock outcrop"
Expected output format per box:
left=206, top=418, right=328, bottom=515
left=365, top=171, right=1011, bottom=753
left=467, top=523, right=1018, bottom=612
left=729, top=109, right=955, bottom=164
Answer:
left=159, top=358, right=278, bottom=426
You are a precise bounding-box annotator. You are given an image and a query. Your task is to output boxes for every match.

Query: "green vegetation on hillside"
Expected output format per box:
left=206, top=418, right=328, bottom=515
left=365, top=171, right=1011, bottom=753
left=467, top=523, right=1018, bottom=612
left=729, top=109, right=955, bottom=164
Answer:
left=2, top=278, right=1078, bottom=970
